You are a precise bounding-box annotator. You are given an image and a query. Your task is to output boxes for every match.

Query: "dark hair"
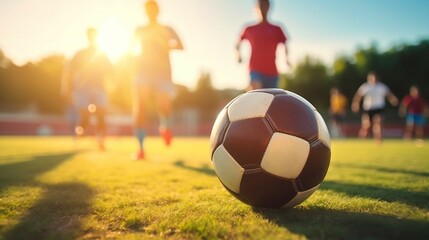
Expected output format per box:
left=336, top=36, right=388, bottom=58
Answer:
left=258, top=0, right=270, bottom=4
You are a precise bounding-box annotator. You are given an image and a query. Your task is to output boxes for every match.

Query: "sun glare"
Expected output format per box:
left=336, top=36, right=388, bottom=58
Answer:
left=98, top=17, right=130, bottom=62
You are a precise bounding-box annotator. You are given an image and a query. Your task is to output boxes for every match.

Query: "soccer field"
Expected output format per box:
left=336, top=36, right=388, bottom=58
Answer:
left=0, top=137, right=428, bottom=239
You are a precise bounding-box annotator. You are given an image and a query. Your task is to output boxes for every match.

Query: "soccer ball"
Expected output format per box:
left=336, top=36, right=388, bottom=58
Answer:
left=210, top=88, right=331, bottom=208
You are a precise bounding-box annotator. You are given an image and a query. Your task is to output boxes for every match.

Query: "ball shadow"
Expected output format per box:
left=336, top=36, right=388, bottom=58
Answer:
left=254, top=206, right=429, bottom=240
left=173, top=159, right=216, bottom=176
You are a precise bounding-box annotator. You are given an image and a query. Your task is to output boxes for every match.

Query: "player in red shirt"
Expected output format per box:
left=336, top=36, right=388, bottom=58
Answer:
left=399, top=85, right=428, bottom=142
left=236, top=0, right=291, bottom=91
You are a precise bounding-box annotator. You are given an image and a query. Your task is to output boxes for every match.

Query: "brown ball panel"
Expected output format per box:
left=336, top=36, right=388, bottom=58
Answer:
left=221, top=181, right=253, bottom=205
left=240, top=168, right=297, bottom=208
left=249, top=88, right=287, bottom=96
left=223, top=118, right=273, bottom=169
left=210, top=109, right=230, bottom=157
left=266, top=95, right=318, bottom=142
left=295, top=141, right=331, bottom=191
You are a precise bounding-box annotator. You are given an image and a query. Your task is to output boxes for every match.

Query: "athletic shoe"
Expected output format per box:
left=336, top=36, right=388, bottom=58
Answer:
left=135, top=149, right=145, bottom=160
left=98, top=142, right=106, bottom=151
left=160, top=128, right=172, bottom=146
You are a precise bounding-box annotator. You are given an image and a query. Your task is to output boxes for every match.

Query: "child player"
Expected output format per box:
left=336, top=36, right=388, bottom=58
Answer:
left=399, top=85, right=428, bottom=143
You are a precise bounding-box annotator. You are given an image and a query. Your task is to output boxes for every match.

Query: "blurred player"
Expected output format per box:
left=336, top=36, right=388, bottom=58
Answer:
left=351, top=71, right=398, bottom=143
left=399, top=85, right=428, bottom=143
left=329, top=87, right=348, bottom=138
left=61, top=28, right=113, bottom=150
left=236, top=0, right=291, bottom=91
left=132, top=0, right=183, bottom=159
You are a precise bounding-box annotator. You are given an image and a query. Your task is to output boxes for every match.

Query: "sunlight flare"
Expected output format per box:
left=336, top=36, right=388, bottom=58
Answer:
left=98, top=17, right=130, bottom=62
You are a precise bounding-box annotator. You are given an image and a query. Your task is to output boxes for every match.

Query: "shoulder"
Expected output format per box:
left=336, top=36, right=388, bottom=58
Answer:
left=242, top=22, right=259, bottom=31
left=135, top=26, right=148, bottom=35
left=270, top=22, right=285, bottom=30
left=402, top=95, right=412, bottom=104
left=377, top=82, right=389, bottom=91
left=72, top=49, right=87, bottom=61
left=358, top=83, right=369, bottom=90
left=162, top=25, right=178, bottom=34
left=403, top=95, right=412, bottom=101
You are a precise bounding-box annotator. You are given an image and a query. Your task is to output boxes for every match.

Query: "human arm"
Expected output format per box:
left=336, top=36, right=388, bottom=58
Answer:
left=398, top=98, right=407, bottom=117
left=284, top=44, right=291, bottom=68
left=169, top=27, right=183, bottom=50
left=351, top=90, right=363, bottom=113
left=423, top=99, right=429, bottom=116
left=235, top=38, right=243, bottom=63
left=236, top=27, right=248, bottom=64
left=387, top=91, right=399, bottom=107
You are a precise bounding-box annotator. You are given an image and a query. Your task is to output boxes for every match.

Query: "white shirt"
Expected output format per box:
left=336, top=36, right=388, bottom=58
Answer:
left=357, top=82, right=390, bottom=110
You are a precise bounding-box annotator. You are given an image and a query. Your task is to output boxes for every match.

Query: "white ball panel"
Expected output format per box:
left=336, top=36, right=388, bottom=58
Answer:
left=261, top=133, right=310, bottom=179
left=282, top=185, right=319, bottom=208
left=314, top=111, right=331, bottom=148
left=209, top=108, right=227, bottom=149
left=228, top=92, right=274, bottom=121
left=285, top=90, right=316, bottom=111
left=212, top=145, right=245, bottom=193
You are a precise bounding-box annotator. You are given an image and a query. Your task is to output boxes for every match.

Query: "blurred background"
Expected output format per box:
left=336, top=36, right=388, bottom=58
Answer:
left=0, top=0, right=428, bottom=137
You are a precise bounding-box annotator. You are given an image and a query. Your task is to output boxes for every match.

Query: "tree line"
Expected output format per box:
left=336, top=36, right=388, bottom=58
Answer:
left=0, top=39, right=428, bottom=118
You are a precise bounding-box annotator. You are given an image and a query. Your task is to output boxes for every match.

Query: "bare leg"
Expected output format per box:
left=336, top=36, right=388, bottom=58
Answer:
left=156, top=91, right=173, bottom=146
left=372, top=114, right=382, bottom=143
left=133, top=87, right=151, bottom=157
left=247, top=80, right=262, bottom=91
left=359, top=114, right=370, bottom=138
left=76, top=108, right=90, bottom=136
left=95, top=106, right=106, bottom=150
left=415, top=125, right=424, bottom=140
left=156, top=91, right=172, bottom=125
left=403, top=123, right=413, bottom=140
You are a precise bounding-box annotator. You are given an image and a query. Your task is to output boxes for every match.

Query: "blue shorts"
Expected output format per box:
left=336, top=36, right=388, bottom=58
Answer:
left=73, top=89, right=107, bottom=109
left=406, top=113, right=425, bottom=126
left=250, top=71, right=279, bottom=89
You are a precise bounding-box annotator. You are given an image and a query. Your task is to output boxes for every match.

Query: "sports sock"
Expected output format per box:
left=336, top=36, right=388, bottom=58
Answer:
left=134, top=128, right=146, bottom=150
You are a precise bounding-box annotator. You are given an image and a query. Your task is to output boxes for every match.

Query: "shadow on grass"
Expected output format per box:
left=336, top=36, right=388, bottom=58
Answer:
left=334, top=162, right=429, bottom=178
left=255, top=207, right=429, bottom=240
left=322, top=180, right=429, bottom=210
left=0, top=152, right=78, bottom=193
left=174, top=160, right=216, bottom=176
left=4, top=182, right=94, bottom=240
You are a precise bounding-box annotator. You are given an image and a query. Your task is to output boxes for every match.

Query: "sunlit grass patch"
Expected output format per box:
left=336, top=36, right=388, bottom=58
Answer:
left=0, top=137, right=428, bottom=239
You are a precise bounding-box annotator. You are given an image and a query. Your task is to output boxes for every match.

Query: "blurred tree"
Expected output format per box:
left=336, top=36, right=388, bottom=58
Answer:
left=34, top=55, right=66, bottom=113
left=0, top=53, right=65, bottom=113
left=173, top=84, right=194, bottom=110
left=0, top=49, right=11, bottom=68
left=1, top=39, right=429, bottom=117
left=331, top=56, right=362, bottom=100
left=193, top=72, right=220, bottom=120
left=284, top=56, right=331, bottom=109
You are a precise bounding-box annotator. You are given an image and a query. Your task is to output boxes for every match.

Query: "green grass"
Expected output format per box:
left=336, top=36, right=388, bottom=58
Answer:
left=0, top=137, right=428, bottom=239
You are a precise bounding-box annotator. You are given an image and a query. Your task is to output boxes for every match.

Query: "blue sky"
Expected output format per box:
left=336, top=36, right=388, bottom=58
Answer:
left=0, top=0, right=428, bottom=89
